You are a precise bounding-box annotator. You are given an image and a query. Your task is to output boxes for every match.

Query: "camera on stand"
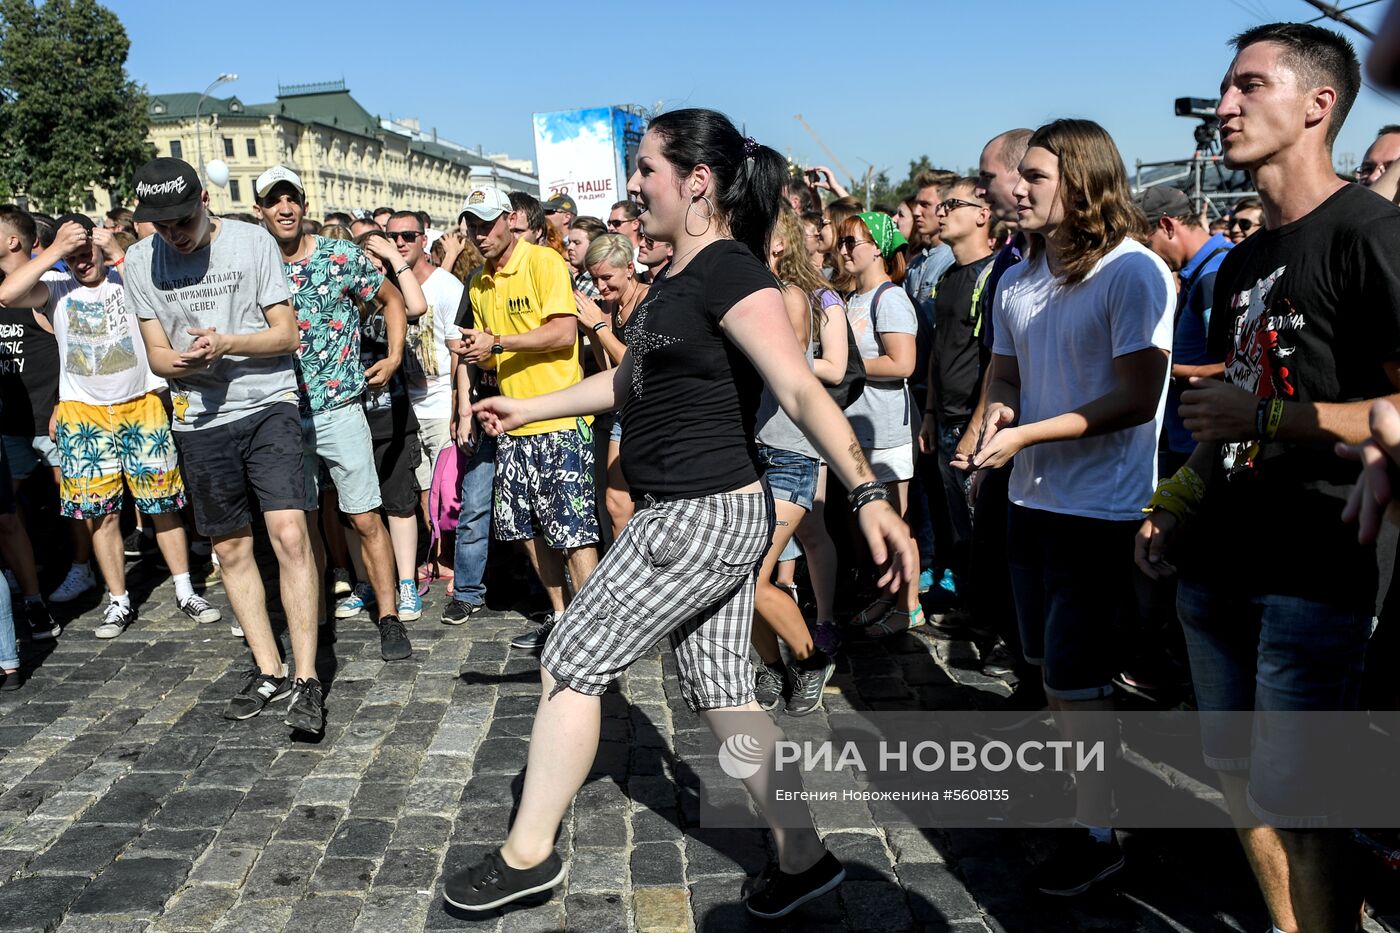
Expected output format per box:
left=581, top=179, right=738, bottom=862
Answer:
left=1175, top=97, right=1221, bottom=152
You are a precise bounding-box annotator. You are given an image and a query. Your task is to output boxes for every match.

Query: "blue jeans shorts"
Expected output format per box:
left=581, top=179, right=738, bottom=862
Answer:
left=301, top=403, right=383, bottom=515
left=757, top=444, right=819, bottom=513
left=1, top=434, right=57, bottom=481
left=1177, top=580, right=1373, bottom=828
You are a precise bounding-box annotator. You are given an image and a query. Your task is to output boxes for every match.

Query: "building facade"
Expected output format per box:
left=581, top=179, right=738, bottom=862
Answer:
left=91, top=80, right=536, bottom=222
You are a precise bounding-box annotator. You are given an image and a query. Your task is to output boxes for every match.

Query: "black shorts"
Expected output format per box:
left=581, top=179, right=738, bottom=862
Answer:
left=174, top=402, right=307, bottom=538
left=0, top=440, right=13, bottom=514
left=372, top=429, right=421, bottom=515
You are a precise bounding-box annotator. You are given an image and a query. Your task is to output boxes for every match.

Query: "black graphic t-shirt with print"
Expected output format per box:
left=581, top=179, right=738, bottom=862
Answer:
left=620, top=240, right=777, bottom=499
left=1180, top=184, right=1400, bottom=610
left=358, top=302, right=420, bottom=441
left=0, top=298, right=59, bottom=437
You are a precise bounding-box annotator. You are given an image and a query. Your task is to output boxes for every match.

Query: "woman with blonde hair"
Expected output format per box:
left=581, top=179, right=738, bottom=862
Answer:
left=573, top=232, right=648, bottom=535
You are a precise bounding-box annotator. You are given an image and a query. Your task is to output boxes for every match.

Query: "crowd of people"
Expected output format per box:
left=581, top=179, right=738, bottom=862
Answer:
left=3, top=17, right=1400, bottom=928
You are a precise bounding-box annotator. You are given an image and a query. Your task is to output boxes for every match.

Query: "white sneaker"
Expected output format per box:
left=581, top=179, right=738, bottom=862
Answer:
left=230, top=619, right=244, bottom=638
left=48, top=564, right=96, bottom=603
left=178, top=594, right=222, bottom=624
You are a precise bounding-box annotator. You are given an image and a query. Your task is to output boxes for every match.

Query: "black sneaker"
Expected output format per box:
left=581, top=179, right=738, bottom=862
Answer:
left=442, top=598, right=483, bottom=626
left=378, top=615, right=412, bottom=661
left=1031, top=830, right=1124, bottom=896
left=223, top=670, right=293, bottom=720
left=1, top=669, right=22, bottom=692
left=284, top=678, right=325, bottom=733
left=754, top=662, right=786, bottom=711
left=510, top=616, right=554, bottom=651
left=785, top=651, right=835, bottom=717
left=24, top=599, right=60, bottom=641
left=981, top=642, right=1018, bottom=679
left=745, top=851, right=845, bottom=919
left=443, top=848, right=566, bottom=911
left=123, top=529, right=156, bottom=558
left=177, top=594, right=222, bottom=624
left=94, top=601, right=136, bottom=639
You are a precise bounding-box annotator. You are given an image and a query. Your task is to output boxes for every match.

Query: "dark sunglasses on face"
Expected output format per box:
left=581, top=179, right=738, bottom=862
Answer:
left=837, top=236, right=872, bottom=252
left=1228, top=217, right=1256, bottom=233
left=607, top=219, right=633, bottom=229
left=387, top=231, right=421, bottom=243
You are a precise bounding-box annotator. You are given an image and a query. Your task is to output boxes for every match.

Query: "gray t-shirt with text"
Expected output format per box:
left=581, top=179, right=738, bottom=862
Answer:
left=127, top=219, right=296, bottom=431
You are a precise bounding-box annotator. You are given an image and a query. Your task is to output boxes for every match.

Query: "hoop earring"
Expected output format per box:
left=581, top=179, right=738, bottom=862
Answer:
left=684, top=195, right=715, bottom=237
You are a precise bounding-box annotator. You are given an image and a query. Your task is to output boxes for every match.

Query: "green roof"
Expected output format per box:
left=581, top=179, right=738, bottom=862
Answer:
left=148, top=93, right=257, bottom=121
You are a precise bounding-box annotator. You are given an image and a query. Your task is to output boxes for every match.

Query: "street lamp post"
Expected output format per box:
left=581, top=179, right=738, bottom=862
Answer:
left=195, top=73, right=238, bottom=189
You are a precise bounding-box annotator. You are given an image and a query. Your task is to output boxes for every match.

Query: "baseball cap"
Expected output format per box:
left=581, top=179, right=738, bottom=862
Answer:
left=131, top=158, right=203, bottom=223
left=255, top=165, right=306, bottom=200
left=53, top=213, right=95, bottom=235
left=1135, top=186, right=1192, bottom=225
left=544, top=194, right=577, bottom=215
left=458, top=188, right=512, bottom=222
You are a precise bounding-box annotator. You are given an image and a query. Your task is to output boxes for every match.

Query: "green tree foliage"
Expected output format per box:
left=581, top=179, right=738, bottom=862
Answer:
left=0, top=0, right=153, bottom=210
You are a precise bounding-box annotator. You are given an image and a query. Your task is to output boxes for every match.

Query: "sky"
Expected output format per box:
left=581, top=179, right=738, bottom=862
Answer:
left=106, top=0, right=1400, bottom=183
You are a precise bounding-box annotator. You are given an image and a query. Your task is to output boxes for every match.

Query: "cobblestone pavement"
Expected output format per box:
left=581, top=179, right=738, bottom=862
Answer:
left=0, top=560, right=1392, bottom=932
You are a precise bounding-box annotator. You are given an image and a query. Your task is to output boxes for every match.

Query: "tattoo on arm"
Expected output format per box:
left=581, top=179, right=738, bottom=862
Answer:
left=848, top=439, right=870, bottom=479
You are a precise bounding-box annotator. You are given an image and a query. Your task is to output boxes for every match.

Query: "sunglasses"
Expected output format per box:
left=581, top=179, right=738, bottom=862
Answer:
left=607, top=219, right=634, bottom=229
left=387, top=231, right=422, bottom=243
left=1227, top=217, right=1257, bottom=233
left=936, top=198, right=983, bottom=214
left=837, top=236, right=873, bottom=252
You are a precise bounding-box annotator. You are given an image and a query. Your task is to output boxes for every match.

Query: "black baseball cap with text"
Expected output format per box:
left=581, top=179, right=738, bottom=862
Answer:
left=132, top=158, right=203, bottom=223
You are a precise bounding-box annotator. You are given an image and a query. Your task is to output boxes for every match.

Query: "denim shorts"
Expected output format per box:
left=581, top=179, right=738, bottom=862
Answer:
left=301, top=403, right=383, bottom=515
left=757, top=444, right=819, bottom=512
left=493, top=424, right=599, bottom=549
left=1, top=434, right=58, bottom=481
left=608, top=416, right=622, bottom=444
left=1007, top=504, right=1138, bottom=701
left=1177, top=580, right=1373, bottom=828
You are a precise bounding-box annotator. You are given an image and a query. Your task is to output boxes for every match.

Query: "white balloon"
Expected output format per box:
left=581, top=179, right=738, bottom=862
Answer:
left=206, top=159, right=230, bottom=187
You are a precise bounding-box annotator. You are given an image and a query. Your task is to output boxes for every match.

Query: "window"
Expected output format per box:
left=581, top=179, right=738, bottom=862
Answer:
left=229, top=179, right=241, bottom=203
left=222, top=137, right=234, bottom=158
left=246, top=138, right=257, bottom=158
left=170, top=140, right=183, bottom=159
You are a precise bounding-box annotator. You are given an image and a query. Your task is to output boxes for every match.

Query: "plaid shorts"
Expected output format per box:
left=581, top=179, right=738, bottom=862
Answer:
left=541, top=487, right=773, bottom=711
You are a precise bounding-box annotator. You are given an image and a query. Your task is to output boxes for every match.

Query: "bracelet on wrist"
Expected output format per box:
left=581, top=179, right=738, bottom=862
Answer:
left=1255, top=399, right=1269, bottom=438
left=848, top=481, right=891, bottom=512
left=592, top=321, right=609, bottom=333
left=395, top=263, right=411, bottom=275
left=112, top=255, right=125, bottom=267
left=1264, top=397, right=1284, bottom=441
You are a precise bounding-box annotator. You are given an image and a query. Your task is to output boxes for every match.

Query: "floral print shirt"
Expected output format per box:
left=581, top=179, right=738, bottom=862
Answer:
left=283, top=237, right=384, bottom=414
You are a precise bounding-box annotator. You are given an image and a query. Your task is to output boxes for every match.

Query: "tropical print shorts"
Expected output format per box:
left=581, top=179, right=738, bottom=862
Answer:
left=492, top=422, right=599, bottom=549
left=55, top=392, right=185, bottom=519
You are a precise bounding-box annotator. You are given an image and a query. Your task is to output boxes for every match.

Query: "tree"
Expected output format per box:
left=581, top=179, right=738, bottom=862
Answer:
left=837, top=155, right=969, bottom=210
left=0, top=0, right=153, bottom=211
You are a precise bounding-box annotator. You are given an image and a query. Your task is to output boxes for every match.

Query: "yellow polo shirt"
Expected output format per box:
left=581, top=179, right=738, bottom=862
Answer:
left=469, top=239, right=586, bottom=436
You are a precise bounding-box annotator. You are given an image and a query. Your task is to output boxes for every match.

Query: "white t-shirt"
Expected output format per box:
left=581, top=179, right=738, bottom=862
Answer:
left=991, top=238, right=1174, bottom=521
left=49, top=271, right=164, bottom=406
left=407, top=267, right=464, bottom=422
left=843, top=282, right=919, bottom=450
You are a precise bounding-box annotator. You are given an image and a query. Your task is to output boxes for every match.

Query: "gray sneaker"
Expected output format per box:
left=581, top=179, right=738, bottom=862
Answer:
left=754, top=662, right=786, bottom=711
left=785, top=651, right=835, bottom=716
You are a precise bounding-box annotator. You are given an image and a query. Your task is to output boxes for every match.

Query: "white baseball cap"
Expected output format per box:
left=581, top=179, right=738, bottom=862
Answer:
left=458, top=188, right=512, bottom=221
left=255, top=165, right=305, bottom=199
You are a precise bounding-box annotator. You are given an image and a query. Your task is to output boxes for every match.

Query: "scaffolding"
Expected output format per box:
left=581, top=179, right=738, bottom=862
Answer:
left=1134, top=150, right=1256, bottom=222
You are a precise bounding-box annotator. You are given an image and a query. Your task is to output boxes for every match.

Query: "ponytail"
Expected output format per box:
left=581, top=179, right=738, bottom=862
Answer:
left=648, top=108, right=784, bottom=264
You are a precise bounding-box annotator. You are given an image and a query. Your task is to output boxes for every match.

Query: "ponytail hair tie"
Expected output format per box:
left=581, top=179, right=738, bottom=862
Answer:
left=743, top=136, right=759, bottom=156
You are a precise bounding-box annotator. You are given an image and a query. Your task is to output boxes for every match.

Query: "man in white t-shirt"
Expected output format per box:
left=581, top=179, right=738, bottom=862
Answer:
left=0, top=214, right=221, bottom=638
left=386, top=210, right=464, bottom=576
left=973, top=119, right=1173, bottom=898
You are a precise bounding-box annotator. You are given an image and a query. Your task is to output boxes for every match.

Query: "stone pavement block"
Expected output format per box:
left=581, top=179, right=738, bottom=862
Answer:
left=237, top=778, right=298, bottom=813
left=131, top=736, right=217, bottom=773
left=348, top=781, right=408, bottom=821
left=2, top=815, right=72, bottom=851
left=823, top=831, right=896, bottom=881
left=894, top=862, right=983, bottom=926
left=353, top=890, right=434, bottom=933
left=567, top=845, right=627, bottom=894
left=450, top=804, right=512, bottom=844
left=30, top=790, right=97, bottom=821
left=150, top=787, right=244, bottom=829
left=0, top=872, right=88, bottom=931
left=273, top=804, right=344, bottom=844
left=404, top=781, right=462, bottom=816
left=460, top=773, right=517, bottom=810
left=633, top=886, right=689, bottom=933
left=0, top=780, right=61, bottom=817
left=498, top=898, right=566, bottom=932
left=32, top=915, right=150, bottom=932
left=361, top=746, right=424, bottom=784
left=686, top=878, right=766, bottom=933
left=885, top=827, right=947, bottom=864
left=284, top=892, right=364, bottom=932
left=629, top=841, right=683, bottom=887
left=187, top=845, right=260, bottom=887
left=123, top=827, right=216, bottom=860
left=212, top=812, right=280, bottom=848
left=309, top=856, right=377, bottom=894
left=240, top=842, right=323, bottom=899
left=208, top=897, right=295, bottom=933
left=371, top=846, right=438, bottom=890
left=293, top=777, right=359, bottom=808
left=562, top=892, right=627, bottom=933
left=326, top=818, right=394, bottom=859
left=572, top=802, right=628, bottom=849
left=189, top=747, right=279, bottom=789
left=28, top=821, right=138, bottom=875
left=629, top=808, right=683, bottom=844
left=69, top=856, right=191, bottom=917
left=413, top=754, right=473, bottom=784
left=265, top=748, right=326, bottom=780
left=150, top=883, right=239, bottom=932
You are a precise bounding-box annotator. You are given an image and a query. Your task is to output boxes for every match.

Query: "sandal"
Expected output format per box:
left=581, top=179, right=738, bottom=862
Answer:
left=864, top=605, right=926, bottom=638
left=848, top=597, right=894, bottom=628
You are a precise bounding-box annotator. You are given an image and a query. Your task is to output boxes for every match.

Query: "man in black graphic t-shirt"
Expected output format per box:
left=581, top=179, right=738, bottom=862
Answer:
left=1138, top=23, right=1400, bottom=931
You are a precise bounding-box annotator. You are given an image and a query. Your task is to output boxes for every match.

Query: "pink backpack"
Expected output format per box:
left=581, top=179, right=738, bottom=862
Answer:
left=421, top=443, right=464, bottom=595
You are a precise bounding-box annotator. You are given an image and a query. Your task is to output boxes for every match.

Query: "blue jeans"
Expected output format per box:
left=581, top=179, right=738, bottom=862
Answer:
left=0, top=578, right=16, bottom=670
left=1177, top=580, right=1372, bottom=827
left=452, top=434, right=496, bottom=607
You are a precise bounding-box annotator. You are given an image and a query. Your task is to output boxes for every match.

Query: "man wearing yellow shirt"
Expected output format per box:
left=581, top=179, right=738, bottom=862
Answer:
left=459, top=188, right=600, bottom=651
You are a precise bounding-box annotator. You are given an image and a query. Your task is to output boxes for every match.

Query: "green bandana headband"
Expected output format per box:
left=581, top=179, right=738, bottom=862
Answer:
left=858, top=211, right=908, bottom=258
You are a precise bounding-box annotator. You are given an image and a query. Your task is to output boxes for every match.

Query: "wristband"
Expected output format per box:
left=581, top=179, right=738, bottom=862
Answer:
left=848, top=481, right=891, bottom=512
left=112, top=255, right=125, bottom=267
left=592, top=321, right=609, bottom=333
left=395, top=263, right=411, bottom=276
left=1264, top=397, right=1284, bottom=441
left=1254, top=399, right=1269, bottom=438
left=1144, top=465, right=1206, bottom=519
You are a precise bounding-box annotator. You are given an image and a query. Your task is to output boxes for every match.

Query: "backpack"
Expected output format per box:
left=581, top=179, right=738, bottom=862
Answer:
left=420, top=442, right=463, bottom=596
left=813, top=289, right=866, bottom=409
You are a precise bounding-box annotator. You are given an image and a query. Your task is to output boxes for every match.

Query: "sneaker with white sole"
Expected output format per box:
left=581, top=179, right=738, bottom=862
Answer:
left=178, top=594, right=221, bottom=624
left=24, top=599, right=60, bottom=641
left=444, top=848, right=566, bottom=911
left=396, top=580, right=422, bottom=621
left=745, top=851, right=846, bottom=918
left=230, top=619, right=244, bottom=638
left=335, top=583, right=374, bottom=619
left=94, top=601, right=136, bottom=639
left=49, top=564, right=96, bottom=604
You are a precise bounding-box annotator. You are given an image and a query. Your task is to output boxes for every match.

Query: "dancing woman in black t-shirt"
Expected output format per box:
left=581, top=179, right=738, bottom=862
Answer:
left=443, top=109, right=915, bottom=919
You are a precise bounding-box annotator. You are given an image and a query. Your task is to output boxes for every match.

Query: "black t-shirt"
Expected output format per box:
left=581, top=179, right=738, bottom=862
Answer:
left=359, top=302, right=420, bottom=441
left=620, top=240, right=776, bottom=498
left=1180, top=184, right=1400, bottom=610
left=0, top=299, right=59, bottom=436
left=931, top=255, right=994, bottom=424
left=453, top=277, right=500, bottom=400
